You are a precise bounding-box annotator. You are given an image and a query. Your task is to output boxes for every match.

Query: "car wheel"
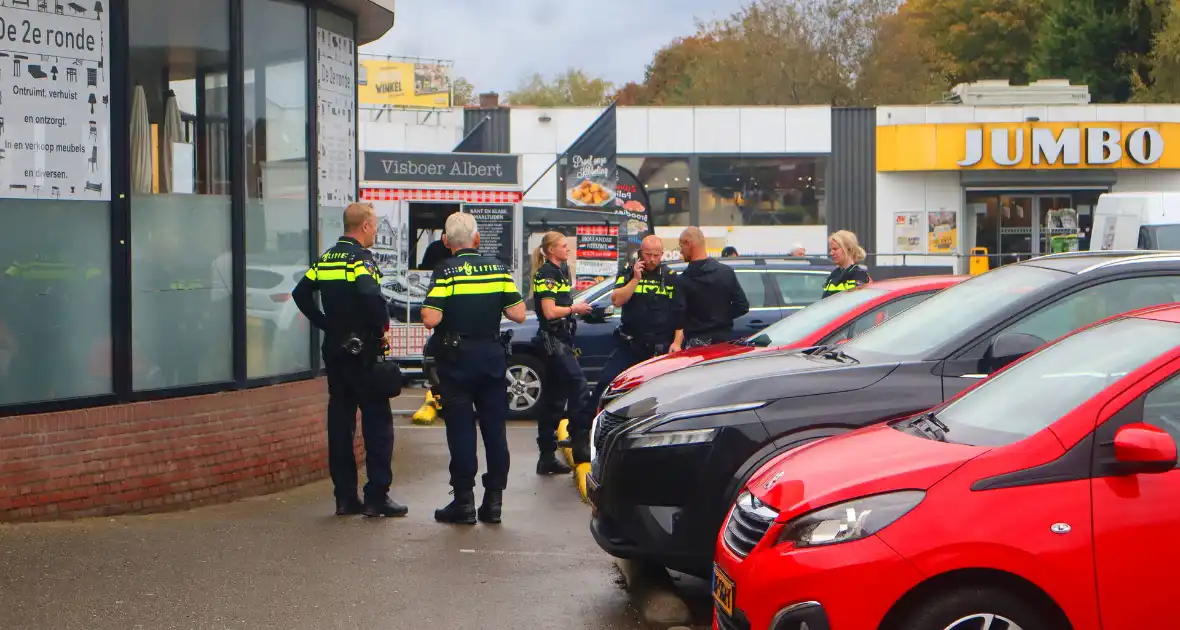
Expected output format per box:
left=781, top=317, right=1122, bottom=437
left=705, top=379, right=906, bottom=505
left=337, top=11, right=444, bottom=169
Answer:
left=898, top=587, right=1056, bottom=630
left=506, top=354, right=546, bottom=420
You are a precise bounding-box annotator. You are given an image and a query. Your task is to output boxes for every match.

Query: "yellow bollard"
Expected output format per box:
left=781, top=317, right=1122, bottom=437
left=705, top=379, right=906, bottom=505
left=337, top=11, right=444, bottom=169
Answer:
left=412, top=389, right=441, bottom=425
left=969, top=247, right=990, bottom=276
left=556, top=418, right=575, bottom=468
left=575, top=463, right=591, bottom=504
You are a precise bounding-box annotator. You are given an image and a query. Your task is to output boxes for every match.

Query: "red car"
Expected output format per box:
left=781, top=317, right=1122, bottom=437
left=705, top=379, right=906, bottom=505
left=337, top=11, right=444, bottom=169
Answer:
left=599, top=275, right=967, bottom=410
left=712, top=303, right=1180, bottom=630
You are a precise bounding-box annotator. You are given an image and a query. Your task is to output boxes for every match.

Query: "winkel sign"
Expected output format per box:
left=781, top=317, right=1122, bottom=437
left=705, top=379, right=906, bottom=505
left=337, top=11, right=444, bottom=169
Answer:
left=877, top=122, right=1179, bottom=171
left=363, top=151, right=520, bottom=185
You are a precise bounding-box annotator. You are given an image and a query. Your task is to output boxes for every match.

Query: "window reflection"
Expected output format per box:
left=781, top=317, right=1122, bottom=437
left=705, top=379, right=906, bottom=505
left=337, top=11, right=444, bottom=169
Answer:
left=617, top=157, right=691, bottom=226
left=698, top=157, right=825, bottom=226
left=243, top=0, right=311, bottom=378
left=128, top=0, right=233, bottom=390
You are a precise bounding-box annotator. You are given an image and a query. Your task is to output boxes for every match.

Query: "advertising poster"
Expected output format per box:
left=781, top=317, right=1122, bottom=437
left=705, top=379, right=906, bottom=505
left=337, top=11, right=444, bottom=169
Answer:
left=316, top=27, right=356, bottom=207
left=927, top=209, right=959, bottom=254
left=358, top=58, right=451, bottom=109
left=893, top=211, right=923, bottom=253
left=561, top=104, right=617, bottom=212
left=613, top=164, right=652, bottom=265
left=574, top=225, right=618, bottom=291
left=461, top=203, right=514, bottom=267
left=0, top=2, right=111, bottom=200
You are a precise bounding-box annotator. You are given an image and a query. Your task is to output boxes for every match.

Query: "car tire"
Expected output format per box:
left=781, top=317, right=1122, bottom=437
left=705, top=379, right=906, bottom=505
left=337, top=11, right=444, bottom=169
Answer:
left=897, top=586, right=1056, bottom=630
left=506, top=353, right=546, bottom=420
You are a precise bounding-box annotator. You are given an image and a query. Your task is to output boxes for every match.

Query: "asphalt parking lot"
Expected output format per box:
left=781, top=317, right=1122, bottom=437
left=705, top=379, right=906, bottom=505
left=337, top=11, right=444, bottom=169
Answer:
left=0, top=391, right=712, bottom=630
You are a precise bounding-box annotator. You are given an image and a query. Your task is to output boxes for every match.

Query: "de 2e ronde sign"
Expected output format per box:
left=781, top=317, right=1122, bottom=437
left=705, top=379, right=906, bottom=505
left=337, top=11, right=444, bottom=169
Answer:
left=363, top=151, right=520, bottom=186
left=959, top=126, right=1165, bottom=167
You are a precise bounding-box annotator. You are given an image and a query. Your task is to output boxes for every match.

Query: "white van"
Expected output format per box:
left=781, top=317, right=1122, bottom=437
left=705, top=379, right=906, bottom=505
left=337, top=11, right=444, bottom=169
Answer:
left=1089, top=192, right=1180, bottom=251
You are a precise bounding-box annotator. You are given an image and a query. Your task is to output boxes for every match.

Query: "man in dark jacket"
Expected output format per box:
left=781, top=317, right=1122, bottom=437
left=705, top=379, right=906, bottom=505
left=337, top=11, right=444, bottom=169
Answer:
left=670, top=227, right=750, bottom=352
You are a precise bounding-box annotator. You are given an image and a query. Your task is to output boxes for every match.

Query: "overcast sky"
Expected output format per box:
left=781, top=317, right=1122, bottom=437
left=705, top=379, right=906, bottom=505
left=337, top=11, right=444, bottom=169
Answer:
left=360, top=0, right=749, bottom=94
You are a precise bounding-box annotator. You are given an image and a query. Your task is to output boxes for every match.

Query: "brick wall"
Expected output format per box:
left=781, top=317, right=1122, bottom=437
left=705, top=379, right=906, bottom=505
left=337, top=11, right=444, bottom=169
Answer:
left=0, top=378, right=360, bottom=522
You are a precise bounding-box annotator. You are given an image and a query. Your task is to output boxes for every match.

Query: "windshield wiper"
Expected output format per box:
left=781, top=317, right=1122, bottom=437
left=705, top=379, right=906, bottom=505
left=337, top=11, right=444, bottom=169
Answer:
left=908, top=411, right=949, bottom=441
left=819, top=347, right=856, bottom=363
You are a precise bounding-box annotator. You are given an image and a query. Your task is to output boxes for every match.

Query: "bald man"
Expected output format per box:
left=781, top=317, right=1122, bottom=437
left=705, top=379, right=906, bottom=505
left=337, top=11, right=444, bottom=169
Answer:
left=590, top=235, right=679, bottom=410
left=293, top=202, right=407, bottom=519
left=670, top=227, right=749, bottom=352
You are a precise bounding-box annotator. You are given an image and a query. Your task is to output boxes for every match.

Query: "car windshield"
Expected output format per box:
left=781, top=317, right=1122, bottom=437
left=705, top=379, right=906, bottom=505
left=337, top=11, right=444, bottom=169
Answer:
left=928, top=317, right=1180, bottom=447
left=748, top=287, right=888, bottom=347
left=575, top=277, right=615, bottom=303
left=844, top=264, right=1066, bottom=360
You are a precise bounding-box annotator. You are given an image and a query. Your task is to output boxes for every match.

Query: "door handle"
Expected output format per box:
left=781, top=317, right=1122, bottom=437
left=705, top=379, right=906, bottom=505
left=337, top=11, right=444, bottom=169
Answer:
left=749, top=320, right=769, bottom=329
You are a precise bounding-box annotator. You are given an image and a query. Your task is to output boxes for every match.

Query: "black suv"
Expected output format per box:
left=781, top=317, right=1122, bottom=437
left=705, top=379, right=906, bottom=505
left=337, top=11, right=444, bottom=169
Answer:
left=587, top=251, right=1180, bottom=578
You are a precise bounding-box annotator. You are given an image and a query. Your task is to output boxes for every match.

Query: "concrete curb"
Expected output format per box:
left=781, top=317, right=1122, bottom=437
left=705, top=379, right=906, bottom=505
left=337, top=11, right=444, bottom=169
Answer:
left=614, top=559, right=694, bottom=628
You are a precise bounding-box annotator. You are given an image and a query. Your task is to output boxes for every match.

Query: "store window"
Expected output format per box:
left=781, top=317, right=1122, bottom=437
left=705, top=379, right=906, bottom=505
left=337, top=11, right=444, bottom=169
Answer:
left=243, top=0, right=312, bottom=379
left=128, top=0, right=234, bottom=391
left=698, top=157, right=825, bottom=227
left=315, top=9, right=357, bottom=252
left=617, top=157, right=691, bottom=227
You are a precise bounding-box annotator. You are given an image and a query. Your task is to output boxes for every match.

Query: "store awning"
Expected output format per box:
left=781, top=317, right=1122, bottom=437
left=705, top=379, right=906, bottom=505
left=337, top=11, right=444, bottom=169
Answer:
left=327, top=0, right=395, bottom=45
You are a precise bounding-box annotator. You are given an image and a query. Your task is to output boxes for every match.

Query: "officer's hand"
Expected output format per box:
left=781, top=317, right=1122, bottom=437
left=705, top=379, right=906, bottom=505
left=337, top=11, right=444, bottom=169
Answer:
left=571, top=301, right=592, bottom=316
left=632, top=260, right=644, bottom=279
left=669, top=342, right=682, bottom=354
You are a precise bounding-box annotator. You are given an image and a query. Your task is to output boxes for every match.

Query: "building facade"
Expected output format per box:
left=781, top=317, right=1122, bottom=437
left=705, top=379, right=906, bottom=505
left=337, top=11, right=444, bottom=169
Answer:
left=0, top=0, right=394, bottom=521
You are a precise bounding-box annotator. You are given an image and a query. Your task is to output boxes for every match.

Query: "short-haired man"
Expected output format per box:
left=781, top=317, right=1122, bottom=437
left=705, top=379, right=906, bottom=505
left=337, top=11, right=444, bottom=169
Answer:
left=292, top=202, right=406, bottom=518
left=421, top=212, right=527, bottom=525
left=670, top=227, right=750, bottom=352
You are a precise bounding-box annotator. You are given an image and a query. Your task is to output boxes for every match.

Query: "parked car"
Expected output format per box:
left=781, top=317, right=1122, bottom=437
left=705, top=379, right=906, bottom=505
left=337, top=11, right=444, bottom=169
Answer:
left=714, top=303, right=1180, bottom=630
left=587, top=250, right=1180, bottom=579
left=598, top=275, right=967, bottom=411
left=244, top=262, right=312, bottom=367
left=424, top=257, right=835, bottom=419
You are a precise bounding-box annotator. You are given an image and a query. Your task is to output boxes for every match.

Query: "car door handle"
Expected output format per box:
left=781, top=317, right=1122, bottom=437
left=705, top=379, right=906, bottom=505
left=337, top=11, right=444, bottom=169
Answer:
left=749, top=320, right=769, bottom=329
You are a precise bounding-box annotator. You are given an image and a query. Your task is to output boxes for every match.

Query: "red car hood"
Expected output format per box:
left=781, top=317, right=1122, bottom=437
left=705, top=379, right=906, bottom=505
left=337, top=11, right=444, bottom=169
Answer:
left=748, top=424, right=986, bottom=521
left=611, top=342, right=778, bottom=391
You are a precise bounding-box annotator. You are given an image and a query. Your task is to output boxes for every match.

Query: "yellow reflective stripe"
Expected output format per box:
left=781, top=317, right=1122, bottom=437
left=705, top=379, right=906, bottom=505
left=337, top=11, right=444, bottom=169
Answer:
left=352, top=267, right=371, bottom=278
left=305, top=268, right=317, bottom=280
left=421, top=305, right=443, bottom=312
left=451, top=281, right=517, bottom=296
left=427, top=285, right=453, bottom=298
left=504, top=299, right=523, bottom=309
left=824, top=281, right=859, bottom=292
left=315, top=261, right=350, bottom=269
left=452, top=273, right=512, bottom=282
left=634, top=284, right=673, bottom=296
left=615, top=276, right=626, bottom=286
left=317, top=269, right=349, bottom=281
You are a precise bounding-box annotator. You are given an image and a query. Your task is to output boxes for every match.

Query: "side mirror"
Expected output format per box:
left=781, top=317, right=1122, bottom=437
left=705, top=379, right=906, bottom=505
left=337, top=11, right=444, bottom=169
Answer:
left=982, top=332, right=1045, bottom=373
left=1112, top=423, right=1178, bottom=475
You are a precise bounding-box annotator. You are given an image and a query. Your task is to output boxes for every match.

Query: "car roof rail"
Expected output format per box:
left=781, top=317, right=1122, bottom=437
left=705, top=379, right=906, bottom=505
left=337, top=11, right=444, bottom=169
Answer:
left=1078, top=250, right=1180, bottom=274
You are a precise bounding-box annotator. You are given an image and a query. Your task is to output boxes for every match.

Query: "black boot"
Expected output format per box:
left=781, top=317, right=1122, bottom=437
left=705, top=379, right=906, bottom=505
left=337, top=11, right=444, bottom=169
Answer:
left=335, top=496, right=363, bottom=516
left=362, top=495, right=409, bottom=518
left=536, top=451, right=571, bottom=475
left=477, top=489, right=503, bottom=524
left=434, top=488, right=477, bottom=525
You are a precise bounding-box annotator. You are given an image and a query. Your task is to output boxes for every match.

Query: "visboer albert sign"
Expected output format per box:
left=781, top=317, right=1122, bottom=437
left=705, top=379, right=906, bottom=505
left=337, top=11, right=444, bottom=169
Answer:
left=877, top=122, right=1180, bottom=171
left=362, top=151, right=520, bottom=186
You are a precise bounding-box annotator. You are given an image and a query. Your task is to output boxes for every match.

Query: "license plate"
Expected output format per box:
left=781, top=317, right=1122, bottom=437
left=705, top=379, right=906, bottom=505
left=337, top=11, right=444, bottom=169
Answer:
left=712, top=563, right=735, bottom=617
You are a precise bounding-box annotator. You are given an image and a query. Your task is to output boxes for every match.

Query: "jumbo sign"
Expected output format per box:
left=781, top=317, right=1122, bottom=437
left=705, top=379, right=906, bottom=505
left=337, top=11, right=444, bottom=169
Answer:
left=877, top=122, right=1180, bottom=171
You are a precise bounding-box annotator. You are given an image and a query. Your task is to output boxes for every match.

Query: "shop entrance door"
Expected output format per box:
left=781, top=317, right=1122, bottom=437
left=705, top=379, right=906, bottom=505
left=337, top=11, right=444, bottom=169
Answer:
left=967, top=190, right=1103, bottom=267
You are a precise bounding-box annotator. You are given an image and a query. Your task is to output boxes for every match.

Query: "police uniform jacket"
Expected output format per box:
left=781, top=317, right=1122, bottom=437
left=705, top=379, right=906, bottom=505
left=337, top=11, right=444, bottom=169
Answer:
left=533, top=261, right=574, bottom=336
left=422, top=249, right=522, bottom=340
left=292, top=236, right=389, bottom=350
left=822, top=264, right=872, bottom=299
left=615, top=264, right=677, bottom=342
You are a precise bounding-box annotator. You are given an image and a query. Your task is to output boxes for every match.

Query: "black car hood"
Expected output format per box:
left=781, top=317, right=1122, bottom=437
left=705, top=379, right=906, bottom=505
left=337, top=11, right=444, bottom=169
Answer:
left=604, top=350, right=897, bottom=419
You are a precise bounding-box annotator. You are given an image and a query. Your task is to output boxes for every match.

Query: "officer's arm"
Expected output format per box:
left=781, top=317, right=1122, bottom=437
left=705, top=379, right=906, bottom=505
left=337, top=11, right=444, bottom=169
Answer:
left=611, top=272, right=639, bottom=307
left=502, top=277, right=527, bottom=324
left=351, top=260, right=389, bottom=331
left=420, top=267, right=450, bottom=330
left=291, top=273, right=330, bottom=331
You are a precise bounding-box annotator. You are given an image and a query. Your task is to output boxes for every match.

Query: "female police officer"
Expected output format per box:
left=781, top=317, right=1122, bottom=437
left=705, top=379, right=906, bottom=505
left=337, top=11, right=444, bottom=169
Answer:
left=530, top=231, right=594, bottom=490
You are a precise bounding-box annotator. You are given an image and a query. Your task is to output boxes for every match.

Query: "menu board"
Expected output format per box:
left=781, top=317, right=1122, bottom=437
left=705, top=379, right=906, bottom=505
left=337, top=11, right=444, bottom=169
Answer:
left=0, top=3, right=111, bottom=200
left=316, top=26, right=356, bottom=207
left=893, top=211, right=923, bottom=253
left=574, top=225, right=618, bottom=290
left=462, top=203, right=513, bottom=267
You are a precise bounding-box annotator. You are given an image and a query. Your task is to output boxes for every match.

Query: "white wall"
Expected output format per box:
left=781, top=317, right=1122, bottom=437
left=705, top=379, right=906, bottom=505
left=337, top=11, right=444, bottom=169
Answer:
left=875, top=172, right=963, bottom=269
left=358, top=108, right=464, bottom=152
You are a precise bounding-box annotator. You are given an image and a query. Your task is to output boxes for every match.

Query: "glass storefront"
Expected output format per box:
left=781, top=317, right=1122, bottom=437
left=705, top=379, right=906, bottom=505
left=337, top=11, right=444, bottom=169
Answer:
left=965, top=190, right=1104, bottom=266
left=0, top=0, right=361, bottom=415
left=617, top=157, right=691, bottom=227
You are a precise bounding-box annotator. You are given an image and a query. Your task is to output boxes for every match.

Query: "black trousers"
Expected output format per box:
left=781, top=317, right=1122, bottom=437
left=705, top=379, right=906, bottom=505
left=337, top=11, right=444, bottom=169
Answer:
left=536, top=338, right=594, bottom=464
left=435, top=341, right=511, bottom=490
left=590, top=340, right=660, bottom=411
left=324, top=353, right=394, bottom=501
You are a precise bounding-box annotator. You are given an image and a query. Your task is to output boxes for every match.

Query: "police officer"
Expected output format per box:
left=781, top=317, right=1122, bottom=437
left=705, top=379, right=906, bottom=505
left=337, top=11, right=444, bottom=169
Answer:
left=590, top=235, right=677, bottom=408
left=531, top=231, right=594, bottom=482
left=421, top=212, right=526, bottom=525
left=822, top=230, right=872, bottom=299
left=292, top=202, right=407, bottom=519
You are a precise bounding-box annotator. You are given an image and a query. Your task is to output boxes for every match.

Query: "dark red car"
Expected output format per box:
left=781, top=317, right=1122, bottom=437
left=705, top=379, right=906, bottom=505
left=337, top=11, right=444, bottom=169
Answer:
left=713, top=302, right=1180, bottom=630
left=598, top=275, right=967, bottom=410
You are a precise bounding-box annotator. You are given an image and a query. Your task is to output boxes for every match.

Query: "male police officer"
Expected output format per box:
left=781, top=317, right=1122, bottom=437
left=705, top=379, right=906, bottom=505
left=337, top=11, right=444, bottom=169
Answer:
left=292, top=202, right=407, bottom=519
left=421, top=212, right=527, bottom=525
left=590, top=235, right=677, bottom=408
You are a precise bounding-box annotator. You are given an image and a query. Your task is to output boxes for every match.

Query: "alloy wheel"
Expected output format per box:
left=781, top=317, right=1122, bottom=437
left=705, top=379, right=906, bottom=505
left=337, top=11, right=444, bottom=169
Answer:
left=506, top=364, right=542, bottom=412
left=943, top=614, right=1024, bottom=630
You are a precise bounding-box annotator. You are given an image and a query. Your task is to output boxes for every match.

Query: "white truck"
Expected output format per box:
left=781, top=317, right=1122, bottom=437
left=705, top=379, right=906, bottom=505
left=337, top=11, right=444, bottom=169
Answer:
left=1089, top=192, right=1180, bottom=251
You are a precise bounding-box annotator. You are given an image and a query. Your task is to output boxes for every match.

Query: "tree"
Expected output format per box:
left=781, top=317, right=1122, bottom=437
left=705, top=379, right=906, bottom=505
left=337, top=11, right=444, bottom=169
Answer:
left=452, top=77, right=476, bottom=107
left=505, top=69, right=615, bottom=107
left=1136, top=0, right=1180, bottom=101
left=1031, top=0, right=1168, bottom=103
left=905, top=0, right=1045, bottom=86
left=854, top=3, right=949, bottom=104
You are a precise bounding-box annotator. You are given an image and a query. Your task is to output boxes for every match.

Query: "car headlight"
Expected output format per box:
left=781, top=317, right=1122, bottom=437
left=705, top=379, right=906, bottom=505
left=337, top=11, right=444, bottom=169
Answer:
left=619, top=401, right=767, bottom=450
left=628, top=428, right=717, bottom=449
left=627, top=401, right=768, bottom=434
left=776, top=490, right=925, bottom=548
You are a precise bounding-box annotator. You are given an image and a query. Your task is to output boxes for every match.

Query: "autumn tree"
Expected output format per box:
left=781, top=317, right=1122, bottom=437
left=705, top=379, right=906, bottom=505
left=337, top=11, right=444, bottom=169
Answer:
left=1136, top=0, right=1180, bottom=101
left=505, top=69, right=615, bottom=107
left=904, top=0, right=1045, bottom=87
left=854, top=2, right=949, bottom=104
left=452, top=77, right=476, bottom=106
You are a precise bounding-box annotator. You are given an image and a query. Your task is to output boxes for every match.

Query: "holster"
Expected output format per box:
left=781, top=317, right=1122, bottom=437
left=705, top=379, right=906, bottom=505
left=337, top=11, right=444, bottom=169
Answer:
left=499, top=330, right=513, bottom=361
left=537, top=330, right=569, bottom=358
